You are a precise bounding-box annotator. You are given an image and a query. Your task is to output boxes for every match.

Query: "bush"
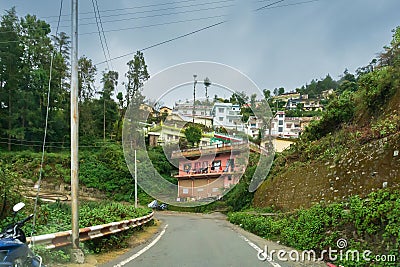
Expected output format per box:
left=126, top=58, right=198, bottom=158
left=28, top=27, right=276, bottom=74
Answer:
left=228, top=189, right=400, bottom=267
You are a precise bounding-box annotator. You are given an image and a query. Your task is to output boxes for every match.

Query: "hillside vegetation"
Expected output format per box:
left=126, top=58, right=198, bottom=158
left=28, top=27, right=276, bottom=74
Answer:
left=254, top=26, right=400, bottom=210
left=244, top=26, right=400, bottom=267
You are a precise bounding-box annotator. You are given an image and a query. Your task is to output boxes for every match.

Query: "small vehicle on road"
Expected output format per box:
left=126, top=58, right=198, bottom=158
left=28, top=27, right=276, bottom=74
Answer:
left=147, top=200, right=168, bottom=210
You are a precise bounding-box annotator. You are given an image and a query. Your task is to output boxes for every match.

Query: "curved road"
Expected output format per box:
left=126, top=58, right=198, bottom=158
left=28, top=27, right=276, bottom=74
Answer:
left=101, top=212, right=327, bottom=267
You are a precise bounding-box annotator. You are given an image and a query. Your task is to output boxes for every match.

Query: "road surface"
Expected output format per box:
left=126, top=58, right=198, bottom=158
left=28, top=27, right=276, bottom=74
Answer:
left=101, top=212, right=327, bottom=267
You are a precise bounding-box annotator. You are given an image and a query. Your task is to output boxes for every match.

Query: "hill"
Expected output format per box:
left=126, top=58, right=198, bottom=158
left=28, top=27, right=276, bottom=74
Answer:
left=253, top=26, right=400, bottom=211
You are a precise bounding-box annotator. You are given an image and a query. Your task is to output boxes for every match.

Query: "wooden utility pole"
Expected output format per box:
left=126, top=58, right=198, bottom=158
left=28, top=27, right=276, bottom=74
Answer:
left=134, top=150, right=137, bottom=208
left=70, top=0, right=82, bottom=262
left=192, top=74, right=197, bottom=123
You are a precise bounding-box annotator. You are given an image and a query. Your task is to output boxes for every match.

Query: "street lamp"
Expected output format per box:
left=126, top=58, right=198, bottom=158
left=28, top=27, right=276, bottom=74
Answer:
left=204, top=77, right=211, bottom=103
left=203, top=77, right=211, bottom=128
left=192, top=74, right=197, bottom=124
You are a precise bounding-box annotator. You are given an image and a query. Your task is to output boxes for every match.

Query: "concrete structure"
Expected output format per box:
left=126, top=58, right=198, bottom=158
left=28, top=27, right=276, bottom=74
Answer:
left=171, top=143, right=246, bottom=201
left=173, top=101, right=213, bottom=126
left=149, top=114, right=211, bottom=146
left=212, top=103, right=244, bottom=131
left=159, top=106, right=173, bottom=116
left=245, top=116, right=264, bottom=139
left=269, top=111, right=302, bottom=138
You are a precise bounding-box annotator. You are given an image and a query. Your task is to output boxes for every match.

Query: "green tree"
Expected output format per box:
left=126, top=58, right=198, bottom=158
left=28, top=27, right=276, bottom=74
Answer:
left=0, top=7, right=22, bottom=150
left=125, top=51, right=149, bottom=107
left=262, top=89, right=271, bottom=100
left=78, top=55, right=97, bottom=102
left=183, top=125, right=202, bottom=147
left=100, top=70, right=119, bottom=140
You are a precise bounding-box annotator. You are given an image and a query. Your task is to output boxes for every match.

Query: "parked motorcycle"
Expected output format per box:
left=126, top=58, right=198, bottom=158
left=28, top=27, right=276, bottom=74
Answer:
left=147, top=200, right=168, bottom=210
left=0, top=202, right=44, bottom=267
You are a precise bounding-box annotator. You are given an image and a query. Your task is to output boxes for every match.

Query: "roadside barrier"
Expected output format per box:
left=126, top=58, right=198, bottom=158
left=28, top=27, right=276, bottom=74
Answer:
left=27, top=211, right=154, bottom=249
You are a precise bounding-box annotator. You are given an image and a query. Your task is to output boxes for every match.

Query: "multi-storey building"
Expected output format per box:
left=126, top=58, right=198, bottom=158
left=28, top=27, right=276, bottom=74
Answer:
left=212, top=103, right=244, bottom=131
left=171, top=142, right=246, bottom=201
left=173, top=101, right=213, bottom=126
left=269, top=111, right=302, bottom=138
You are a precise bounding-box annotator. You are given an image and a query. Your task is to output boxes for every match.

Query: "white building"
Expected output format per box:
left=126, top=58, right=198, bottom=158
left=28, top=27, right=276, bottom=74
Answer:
left=173, top=101, right=213, bottom=125
left=246, top=116, right=264, bottom=139
left=269, top=111, right=302, bottom=138
left=212, top=103, right=244, bottom=131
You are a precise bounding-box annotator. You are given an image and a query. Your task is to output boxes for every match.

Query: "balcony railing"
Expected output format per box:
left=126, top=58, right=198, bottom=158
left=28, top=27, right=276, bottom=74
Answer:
left=175, top=165, right=245, bottom=178
left=171, top=142, right=248, bottom=159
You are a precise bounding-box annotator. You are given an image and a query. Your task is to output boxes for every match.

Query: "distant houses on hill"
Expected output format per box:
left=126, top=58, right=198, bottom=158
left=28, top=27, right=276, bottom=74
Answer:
left=146, top=90, right=330, bottom=147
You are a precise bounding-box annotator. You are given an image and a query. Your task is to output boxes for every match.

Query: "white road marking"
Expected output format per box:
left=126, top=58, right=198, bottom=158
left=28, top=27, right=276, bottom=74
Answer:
left=113, top=224, right=168, bottom=267
left=238, top=233, right=282, bottom=267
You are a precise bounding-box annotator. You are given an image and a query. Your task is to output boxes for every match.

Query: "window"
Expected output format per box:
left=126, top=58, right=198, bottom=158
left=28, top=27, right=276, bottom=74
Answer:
left=279, top=114, right=284, bottom=118
left=183, top=163, right=192, bottom=173
left=219, top=117, right=224, bottom=121
left=183, top=188, right=189, bottom=194
left=278, top=127, right=283, bottom=132
left=218, top=108, right=224, bottom=113
left=251, top=123, right=256, bottom=127
left=201, top=111, right=204, bottom=115
left=211, top=160, right=221, bottom=171
left=278, top=120, right=283, bottom=125
left=229, top=119, right=232, bottom=123
left=286, top=123, right=292, bottom=128
left=194, top=162, right=202, bottom=172
left=225, top=159, right=235, bottom=172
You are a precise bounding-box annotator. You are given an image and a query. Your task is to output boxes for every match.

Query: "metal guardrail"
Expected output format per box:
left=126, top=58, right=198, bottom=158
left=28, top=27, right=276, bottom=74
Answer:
left=27, top=211, right=154, bottom=249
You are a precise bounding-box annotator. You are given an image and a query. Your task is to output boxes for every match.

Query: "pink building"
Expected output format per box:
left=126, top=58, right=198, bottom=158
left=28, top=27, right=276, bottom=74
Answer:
left=171, top=143, right=246, bottom=201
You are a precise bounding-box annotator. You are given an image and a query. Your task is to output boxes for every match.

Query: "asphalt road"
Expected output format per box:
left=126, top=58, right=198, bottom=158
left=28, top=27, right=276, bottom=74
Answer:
left=101, top=212, right=327, bottom=267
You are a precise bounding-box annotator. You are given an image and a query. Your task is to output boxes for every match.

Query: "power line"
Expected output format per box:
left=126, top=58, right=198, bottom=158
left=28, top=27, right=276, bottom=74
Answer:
left=65, top=4, right=234, bottom=28
left=81, top=14, right=226, bottom=35
left=95, top=20, right=227, bottom=65
left=259, top=0, right=320, bottom=10
left=0, top=1, right=234, bottom=41
left=42, top=0, right=232, bottom=19
left=255, top=0, right=285, bottom=11
left=94, top=0, right=114, bottom=70
left=30, top=0, right=64, bottom=247
left=90, top=0, right=110, bottom=69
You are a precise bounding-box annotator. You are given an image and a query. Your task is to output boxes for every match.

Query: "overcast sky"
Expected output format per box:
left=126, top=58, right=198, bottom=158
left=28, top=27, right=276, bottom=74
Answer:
left=1, top=0, right=400, bottom=105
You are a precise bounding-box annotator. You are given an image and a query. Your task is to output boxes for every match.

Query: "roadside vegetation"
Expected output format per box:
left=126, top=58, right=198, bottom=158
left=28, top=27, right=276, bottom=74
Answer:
left=0, top=201, right=153, bottom=265
left=229, top=189, right=400, bottom=266
left=238, top=26, right=400, bottom=266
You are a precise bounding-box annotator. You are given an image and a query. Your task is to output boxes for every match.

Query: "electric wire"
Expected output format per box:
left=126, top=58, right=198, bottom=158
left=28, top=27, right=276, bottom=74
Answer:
left=43, top=0, right=233, bottom=20
left=0, top=0, right=235, bottom=38
left=91, top=0, right=110, bottom=69
left=29, top=0, right=63, bottom=247
left=81, top=14, right=226, bottom=35
left=94, top=0, right=114, bottom=70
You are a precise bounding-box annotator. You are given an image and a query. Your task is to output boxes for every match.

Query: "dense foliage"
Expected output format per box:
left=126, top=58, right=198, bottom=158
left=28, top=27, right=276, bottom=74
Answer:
left=229, top=189, right=400, bottom=266
left=302, top=26, right=400, bottom=141
left=0, top=8, right=149, bottom=152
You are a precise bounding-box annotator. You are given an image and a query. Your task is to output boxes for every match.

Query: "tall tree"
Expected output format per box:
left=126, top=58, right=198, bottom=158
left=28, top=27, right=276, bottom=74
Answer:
left=100, top=70, right=119, bottom=140
left=0, top=7, right=22, bottom=150
left=78, top=55, right=97, bottom=102
left=125, top=51, right=149, bottom=107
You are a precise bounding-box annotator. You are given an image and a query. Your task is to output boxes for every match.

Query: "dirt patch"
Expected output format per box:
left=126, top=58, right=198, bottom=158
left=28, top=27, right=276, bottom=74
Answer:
left=254, top=133, right=400, bottom=210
